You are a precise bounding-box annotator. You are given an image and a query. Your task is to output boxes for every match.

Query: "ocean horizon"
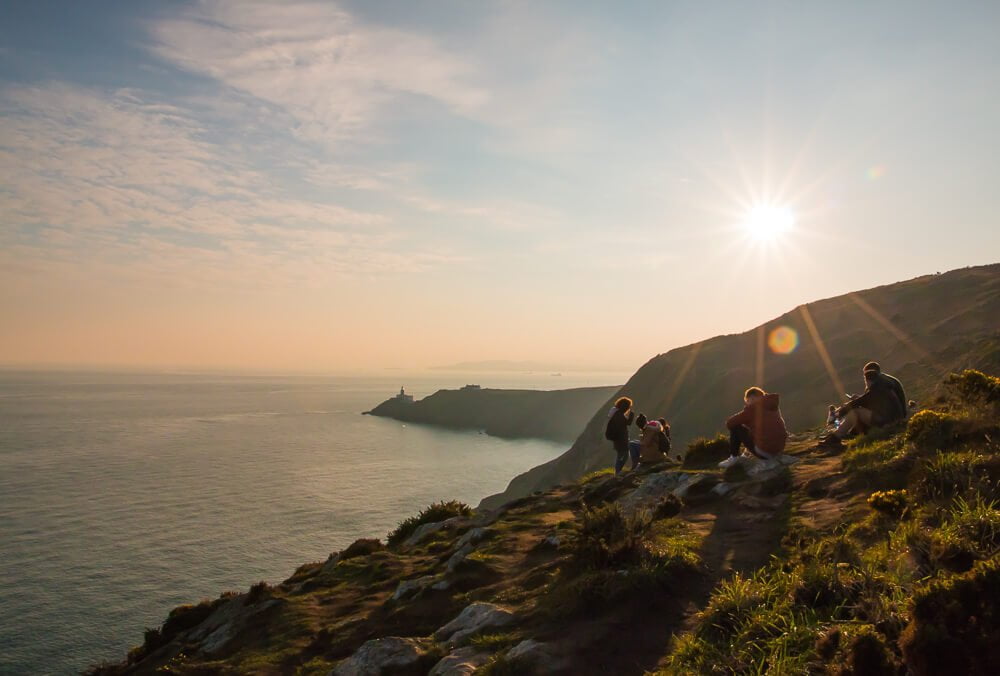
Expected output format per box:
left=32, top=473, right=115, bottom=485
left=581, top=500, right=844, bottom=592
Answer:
left=0, top=370, right=623, bottom=674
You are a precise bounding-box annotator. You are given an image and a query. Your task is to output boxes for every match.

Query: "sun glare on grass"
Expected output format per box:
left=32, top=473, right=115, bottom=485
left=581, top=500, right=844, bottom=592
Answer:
left=741, top=204, right=795, bottom=241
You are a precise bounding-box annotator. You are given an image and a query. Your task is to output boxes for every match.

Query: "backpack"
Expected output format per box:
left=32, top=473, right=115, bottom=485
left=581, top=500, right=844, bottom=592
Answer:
left=604, top=415, right=616, bottom=441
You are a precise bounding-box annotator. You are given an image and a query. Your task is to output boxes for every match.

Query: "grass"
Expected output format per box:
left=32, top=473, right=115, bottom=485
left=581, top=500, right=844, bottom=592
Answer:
left=662, top=370, right=1000, bottom=675
left=386, top=499, right=472, bottom=547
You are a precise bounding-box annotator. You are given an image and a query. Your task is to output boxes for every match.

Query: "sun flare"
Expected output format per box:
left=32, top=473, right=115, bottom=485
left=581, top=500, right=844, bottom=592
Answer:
left=742, top=204, right=795, bottom=241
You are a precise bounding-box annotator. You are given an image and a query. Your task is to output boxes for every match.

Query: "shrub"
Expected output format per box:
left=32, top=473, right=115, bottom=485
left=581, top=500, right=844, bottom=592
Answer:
left=868, top=490, right=909, bottom=519
left=339, top=538, right=384, bottom=561
left=682, top=435, right=730, bottom=469
left=906, top=410, right=959, bottom=450
left=386, top=500, right=472, bottom=547
left=947, top=369, right=1000, bottom=405
left=900, top=558, right=1000, bottom=675
left=247, top=581, right=271, bottom=603
left=160, top=599, right=217, bottom=640
left=946, top=495, right=1000, bottom=556
left=569, top=502, right=650, bottom=570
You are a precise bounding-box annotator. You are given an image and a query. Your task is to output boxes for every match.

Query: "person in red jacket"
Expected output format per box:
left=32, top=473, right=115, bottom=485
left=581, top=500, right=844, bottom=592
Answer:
left=719, top=387, right=788, bottom=469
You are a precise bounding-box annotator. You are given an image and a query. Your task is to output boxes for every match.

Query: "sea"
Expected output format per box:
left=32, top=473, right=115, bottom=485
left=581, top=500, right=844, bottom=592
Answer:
left=0, top=370, right=623, bottom=674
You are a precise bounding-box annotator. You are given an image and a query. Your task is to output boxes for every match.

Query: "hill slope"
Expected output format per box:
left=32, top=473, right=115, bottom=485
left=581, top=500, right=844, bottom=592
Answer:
left=90, top=370, right=1000, bottom=675
left=367, top=386, right=619, bottom=443
left=481, top=263, right=1000, bottom=509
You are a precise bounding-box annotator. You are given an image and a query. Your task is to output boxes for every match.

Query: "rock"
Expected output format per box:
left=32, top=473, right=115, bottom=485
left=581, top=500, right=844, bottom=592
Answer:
left=402, top=517, right=466, bottom=548
left=431, top=578, right=452, bottom=591
left=540, top=534, right=561, bottom=549
left=712, top=482, right=737, bottom=497
left=455, top=526, right=491, bottom=550
left=391, top=575, right=437, bottom=601
left=188, top=596, right=284, bottom=657
left=429, top=646, right=491, bottom=675
left=434, top=602, right=516, bottom=645
left=446, top=544, right=473, bottom=573
left=330, top=637, right=432, bottom=676
left=617, top=471, right=706, bottom=512
left=506, top=639, right=565, bottom=671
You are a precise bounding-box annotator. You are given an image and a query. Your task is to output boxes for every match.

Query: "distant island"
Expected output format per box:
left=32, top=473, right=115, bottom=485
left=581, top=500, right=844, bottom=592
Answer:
left=365, top=384, right=620, bottom=443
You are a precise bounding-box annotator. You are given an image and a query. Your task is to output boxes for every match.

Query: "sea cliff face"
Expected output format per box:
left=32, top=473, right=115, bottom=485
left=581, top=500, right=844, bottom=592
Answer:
left=366, top=385, right=620, bottom=443
left=480, top=263, right=1000, bottom=509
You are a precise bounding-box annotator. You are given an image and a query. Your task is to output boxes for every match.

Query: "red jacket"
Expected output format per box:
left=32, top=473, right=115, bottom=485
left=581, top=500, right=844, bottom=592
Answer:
left=726, top=393, right=788, bottom=456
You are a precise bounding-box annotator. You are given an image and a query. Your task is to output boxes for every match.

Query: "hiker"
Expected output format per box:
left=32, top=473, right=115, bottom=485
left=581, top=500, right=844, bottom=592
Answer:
left=635, top=418, right=673, bottom=468
left=821, top=362, right=907, bottom=448
left=604, top=396, right=635, bottom=475
left=628, top=413, right=649, bottom=470
left=719, top=387, right=788, bottom=469
left=826, top=404, right=838, bottom=427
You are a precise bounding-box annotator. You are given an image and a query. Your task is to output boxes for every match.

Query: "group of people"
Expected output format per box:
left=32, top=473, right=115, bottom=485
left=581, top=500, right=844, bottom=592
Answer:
left=606, top=360, right=909, bottom=474
left=604, top=398, right=673, bottom=474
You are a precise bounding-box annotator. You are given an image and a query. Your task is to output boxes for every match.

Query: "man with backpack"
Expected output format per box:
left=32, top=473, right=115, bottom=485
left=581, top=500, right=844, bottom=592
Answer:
left=820, top=362, right=907, bottom=449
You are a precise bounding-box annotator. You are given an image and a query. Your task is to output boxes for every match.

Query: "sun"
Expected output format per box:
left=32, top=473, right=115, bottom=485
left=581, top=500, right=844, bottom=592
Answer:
left=742, top=204, right=795, bottom=241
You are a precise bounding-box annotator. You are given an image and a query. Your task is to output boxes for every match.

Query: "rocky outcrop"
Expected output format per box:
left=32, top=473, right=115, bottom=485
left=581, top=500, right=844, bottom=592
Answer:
left=329, top=637, right=433, bottom=676
left=434, top=602, right=517, bottom=646
left=429, top=647, right=492, bottom=675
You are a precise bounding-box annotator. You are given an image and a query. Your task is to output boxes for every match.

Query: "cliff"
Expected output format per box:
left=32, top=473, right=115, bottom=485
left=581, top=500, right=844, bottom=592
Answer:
left=366, top=385, right=620, bottom=443
left=89, top=370, right=1000, bottom=675
left=480, top=263, right=1000, bottom=509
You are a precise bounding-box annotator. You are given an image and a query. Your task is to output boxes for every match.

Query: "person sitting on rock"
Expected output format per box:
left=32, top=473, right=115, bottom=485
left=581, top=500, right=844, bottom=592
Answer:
left=826, top=404, right=839, bottom=427
left=604, top=396, right=635, bottom=475
left=635, top=418, right=673, bottom=469
left=719, top=387, right=788, bottom=469
left=820, top=362, right=907, bottom=449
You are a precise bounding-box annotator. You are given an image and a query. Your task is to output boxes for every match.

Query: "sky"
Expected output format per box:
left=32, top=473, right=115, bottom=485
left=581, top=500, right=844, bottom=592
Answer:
left=1, top=1, right=998, bottom=374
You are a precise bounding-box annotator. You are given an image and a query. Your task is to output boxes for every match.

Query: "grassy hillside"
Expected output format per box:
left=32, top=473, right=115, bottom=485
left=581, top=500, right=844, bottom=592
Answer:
left=89, top=370, right=1000, bottom=675
left=481, top=263, right=1000, bottom=509
left=367, top=386, right=619, bottom=443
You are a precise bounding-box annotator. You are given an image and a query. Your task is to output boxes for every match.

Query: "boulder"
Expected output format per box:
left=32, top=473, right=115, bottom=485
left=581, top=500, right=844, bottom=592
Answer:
left=391, top=575, right=437, bottom=602
left=402, top=517, right=466, bottom=548
left=188, top=596, right=284, bottom=657
left=446, top=544, right=474, bottom=574
left=434, top=602, right=516, bottom=645
left=507, top=639, right=566, bottom=671
left=617, top=472, right=707, bottom=512
left=455, top=526, right=491, bottom=550
left=329, top=637, right=432, bottom=676
left=429, top=646, right=491, bottom=675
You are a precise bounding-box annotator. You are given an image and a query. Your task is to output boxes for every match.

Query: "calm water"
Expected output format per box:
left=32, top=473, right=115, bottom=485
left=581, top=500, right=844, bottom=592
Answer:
left=0, top=371, right=618, bottom=674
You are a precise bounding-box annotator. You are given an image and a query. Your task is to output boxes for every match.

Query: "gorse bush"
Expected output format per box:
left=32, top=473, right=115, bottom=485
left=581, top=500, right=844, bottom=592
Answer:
left=570, top=502, right=650, bottom=570
left=868, top=489, right=909, bottom=519
left=338, top=538, right=384, bottom=560
left=906, top=409, right=959, bottom=450
left=386, top=500, right=472, bottom=547
left=947, top=369, right=1000, bottom=405
left=682, top=434, right=730, bottom=469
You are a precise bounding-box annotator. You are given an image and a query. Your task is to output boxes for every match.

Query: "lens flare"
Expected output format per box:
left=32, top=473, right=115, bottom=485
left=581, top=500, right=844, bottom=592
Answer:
left=767, top=326, right=799, bottom=355
left=866, top=165, right=886, bottom=180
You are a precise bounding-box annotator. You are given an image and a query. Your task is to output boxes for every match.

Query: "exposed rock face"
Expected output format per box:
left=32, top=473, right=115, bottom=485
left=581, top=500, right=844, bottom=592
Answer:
left=402, top=517, right=466, bottom=548
left=507, top=639, right=566, bottom=672
left=455, top=526, right=491, bottom=550
left=391, top=575, right=438, bottom=602
left=429, top=646, right=491, bottom=675
left=433, top=602, right=516, bottom=646
left=187, top=596, right=284, bottom=657
left=445, top=544, right=474, bottom=574
left=329, top=637, right=432, bottom=676
left=617, top=471, right=708, bottom=513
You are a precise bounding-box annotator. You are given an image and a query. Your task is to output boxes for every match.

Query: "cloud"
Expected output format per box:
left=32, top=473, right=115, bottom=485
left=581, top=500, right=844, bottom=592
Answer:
left=147, top=0, right=489, bottom=149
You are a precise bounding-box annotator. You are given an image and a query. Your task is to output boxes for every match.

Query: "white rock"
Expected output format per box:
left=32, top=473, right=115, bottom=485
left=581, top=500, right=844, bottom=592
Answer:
left=329, top=637, right=430, bottom=676
left=429, top=646, right=491, bottom=676
left=391, top=575, right=437, bottom=601
left=433, top=602, right=516, bottom=645
left=618, top=471, right=706, bottom=511
left=402, top=517, right=465, bottom=548
left=446, top=544, right=473, bottom=573
left=455, top=526, right=490, bottom=550
left=507, top=639, right=565, bottom=671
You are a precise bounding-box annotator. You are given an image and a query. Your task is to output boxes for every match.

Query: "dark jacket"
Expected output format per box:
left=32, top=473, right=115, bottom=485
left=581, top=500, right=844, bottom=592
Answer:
left=847, top=372, right=906, bottom=424
left=725, top=393, right=788, bottom=456
left=605, top=408, right=635, bottom=442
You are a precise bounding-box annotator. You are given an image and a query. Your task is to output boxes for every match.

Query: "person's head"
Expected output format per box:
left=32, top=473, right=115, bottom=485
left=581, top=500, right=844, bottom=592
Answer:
left=744, top=386, right=766, bottom=404
left=635, top=413, right=648, bottom=429
left=828, top=404, right=836, bottom=412
left=863, top=361, right=881, bottom=374
left=658, top=418, right=670, bottom=434
left=864, top=369, right=879, bottom=384
left=614, top=396, right=633, bottom=412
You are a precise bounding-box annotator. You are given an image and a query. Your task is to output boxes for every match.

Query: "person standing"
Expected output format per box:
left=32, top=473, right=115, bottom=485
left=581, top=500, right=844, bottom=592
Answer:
left=604, top=397, right=635, bottom=475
